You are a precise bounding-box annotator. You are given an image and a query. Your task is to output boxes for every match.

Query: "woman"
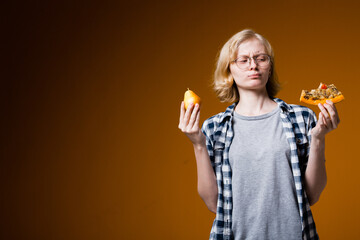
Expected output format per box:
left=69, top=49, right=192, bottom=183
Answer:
left=178, top=29, right=340, bottom=240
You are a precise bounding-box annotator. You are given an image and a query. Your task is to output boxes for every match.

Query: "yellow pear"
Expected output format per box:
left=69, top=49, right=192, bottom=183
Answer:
left=184, top=88, right=201, bottom=110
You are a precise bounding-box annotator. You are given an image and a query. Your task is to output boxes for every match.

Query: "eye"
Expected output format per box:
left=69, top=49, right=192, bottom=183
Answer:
left=237, top=58, right=248, bottom=63
left=256, top=55, right=268, bottom=62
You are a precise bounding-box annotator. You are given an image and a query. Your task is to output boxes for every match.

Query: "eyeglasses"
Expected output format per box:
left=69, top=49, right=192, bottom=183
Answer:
left=232, top=54, right=271, bottom=70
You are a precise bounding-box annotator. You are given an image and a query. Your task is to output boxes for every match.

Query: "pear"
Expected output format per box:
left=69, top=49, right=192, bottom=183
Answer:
left=184, top=88, right=201, bottom=110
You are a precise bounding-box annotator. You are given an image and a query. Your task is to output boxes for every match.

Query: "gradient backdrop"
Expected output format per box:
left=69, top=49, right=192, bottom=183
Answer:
left=2, top=0, right=360, bottom=239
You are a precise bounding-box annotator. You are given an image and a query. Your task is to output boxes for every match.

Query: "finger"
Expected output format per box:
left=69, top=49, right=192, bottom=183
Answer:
left=318, top=112, right=324, bottom=126
left=179, top=101, right=185, bottom=126
left=318, top=112, right=329, bottom=131
left=326, top=100, right=340, bottom=125
left=322, top=103, right=337, bottom=128
left=323, top=101, right=338, bottom=128
left=193, top=106, right=201, bottom=131
left=183, top=103, right=194, bottom=127
left=188, top=104, right=200, bottom=129
left=318, top=103, right=331, bottom=128
left=321, top=112, right=328, bottom=128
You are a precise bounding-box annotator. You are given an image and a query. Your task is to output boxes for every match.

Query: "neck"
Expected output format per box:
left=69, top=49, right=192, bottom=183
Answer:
left=235, top=89, right=277, bottom=116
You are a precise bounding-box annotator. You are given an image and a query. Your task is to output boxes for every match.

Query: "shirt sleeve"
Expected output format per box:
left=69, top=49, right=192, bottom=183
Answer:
left=201, top=118, right=215, bottom=170
left=306, top=108, right=318, bottom=149
left=301, top=108, right=318, bottom=175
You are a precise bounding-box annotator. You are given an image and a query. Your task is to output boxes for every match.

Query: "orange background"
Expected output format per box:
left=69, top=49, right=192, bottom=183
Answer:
left=2, top=0, right=360, bottom=239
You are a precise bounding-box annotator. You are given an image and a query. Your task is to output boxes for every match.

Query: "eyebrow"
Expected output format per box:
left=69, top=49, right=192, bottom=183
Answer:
left=236, top=53, right=268, bottom=57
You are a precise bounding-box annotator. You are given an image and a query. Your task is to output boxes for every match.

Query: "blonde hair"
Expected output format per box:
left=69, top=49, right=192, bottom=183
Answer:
left=213, top=29, right=280, bottom=103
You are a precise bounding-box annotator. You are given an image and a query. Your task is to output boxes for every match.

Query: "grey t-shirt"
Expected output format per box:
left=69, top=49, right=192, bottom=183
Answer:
left=229, top=106, right=302, bottom=240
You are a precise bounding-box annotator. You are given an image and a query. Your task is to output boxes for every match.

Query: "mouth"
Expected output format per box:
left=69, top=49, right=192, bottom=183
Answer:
left=248, top=73, right=261, bottom=78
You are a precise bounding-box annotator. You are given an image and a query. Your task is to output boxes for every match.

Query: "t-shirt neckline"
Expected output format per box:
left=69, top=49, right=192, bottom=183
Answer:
left=233, top=106, right=280, bottom=121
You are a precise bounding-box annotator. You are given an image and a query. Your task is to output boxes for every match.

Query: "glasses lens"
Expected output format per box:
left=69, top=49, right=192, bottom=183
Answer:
left=235, top=57, right=249, bottom=69
left=235, top=54, right=270, bottom=69
left=255, top=54, right=270, bottom=67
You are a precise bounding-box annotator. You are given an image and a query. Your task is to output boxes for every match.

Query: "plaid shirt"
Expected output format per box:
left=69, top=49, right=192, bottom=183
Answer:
left=201, top=98, right=319, bottom=240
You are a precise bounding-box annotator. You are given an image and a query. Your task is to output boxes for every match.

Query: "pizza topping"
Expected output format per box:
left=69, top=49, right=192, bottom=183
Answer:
left=319, top=83, right=327, bottom=89
left=300, top=83, right=344, bottom=105
left=303, top=84, right=340, bottom=100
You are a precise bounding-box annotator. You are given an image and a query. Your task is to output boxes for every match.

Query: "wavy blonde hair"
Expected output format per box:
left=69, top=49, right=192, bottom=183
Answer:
left=213, top=29, right=280, bottom=103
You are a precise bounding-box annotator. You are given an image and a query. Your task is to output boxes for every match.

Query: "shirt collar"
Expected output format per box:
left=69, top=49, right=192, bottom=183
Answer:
left=219, top=102, right=236, bottom=124
left=273, top=98, right=293, bottom=113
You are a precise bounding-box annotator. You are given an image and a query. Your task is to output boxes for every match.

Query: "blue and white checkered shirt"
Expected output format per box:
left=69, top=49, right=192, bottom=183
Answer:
left=201, top=98, right=319, bottom=240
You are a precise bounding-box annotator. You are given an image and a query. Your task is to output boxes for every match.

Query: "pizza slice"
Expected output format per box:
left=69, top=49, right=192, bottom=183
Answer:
left=300, top=83, right=344, bottom=105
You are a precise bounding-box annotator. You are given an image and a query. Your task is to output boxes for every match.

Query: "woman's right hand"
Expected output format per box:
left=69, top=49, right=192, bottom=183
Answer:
left=178, top=101, right=206, bottom=147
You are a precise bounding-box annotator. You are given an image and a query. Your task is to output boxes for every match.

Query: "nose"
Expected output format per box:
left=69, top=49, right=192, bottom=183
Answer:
left=248, top=57, right=258, bottom=69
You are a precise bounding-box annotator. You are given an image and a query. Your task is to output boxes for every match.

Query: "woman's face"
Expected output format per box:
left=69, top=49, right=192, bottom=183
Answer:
left=229, top=38, right=271, bottom=93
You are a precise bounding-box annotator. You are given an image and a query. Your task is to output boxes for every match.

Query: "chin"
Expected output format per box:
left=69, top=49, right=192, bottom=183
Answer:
left=237, top=83, right=267, bottom=92
left=248, top=81, right=267, bottom=88
left=234, top=78, right=268, bottom=88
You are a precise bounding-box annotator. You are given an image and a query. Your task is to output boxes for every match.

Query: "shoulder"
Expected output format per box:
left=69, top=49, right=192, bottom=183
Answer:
left=202, top=112, right=222, bottom=129
left=201, top=103, right=236, bottom=137
left=282, top=101, right=318, bottom=130
left=289, top=103, right=314, bottom=113
left=201, top=111, right=225, bottom=137
left=274, top=98, right=316, bottom=120
left=288, top=104, right=317, bottom=122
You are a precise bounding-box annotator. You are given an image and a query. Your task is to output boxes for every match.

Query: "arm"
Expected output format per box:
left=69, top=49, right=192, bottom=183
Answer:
left=193, top=143, right=218, bottom=213
left=305, top=100, right=340, bottom=205
left=305, top=135, right=327, bottom=206
left=178, top=101, right=218, bottom=213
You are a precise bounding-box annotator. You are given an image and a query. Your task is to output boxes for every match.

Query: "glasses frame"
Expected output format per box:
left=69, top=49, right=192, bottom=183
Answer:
left=232, top=54, right=272, bottom=70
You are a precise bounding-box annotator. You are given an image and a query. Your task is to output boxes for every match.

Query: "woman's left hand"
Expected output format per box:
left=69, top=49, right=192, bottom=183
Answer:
left=311, top=100, right=340, bottom=140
